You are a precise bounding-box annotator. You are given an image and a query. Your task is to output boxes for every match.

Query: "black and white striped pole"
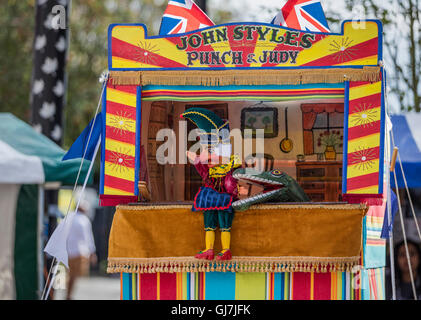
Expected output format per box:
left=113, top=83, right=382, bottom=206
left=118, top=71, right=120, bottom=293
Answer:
left=30, top=0, right=70, bottom=146
left=195, top=0, right=207, bottom=13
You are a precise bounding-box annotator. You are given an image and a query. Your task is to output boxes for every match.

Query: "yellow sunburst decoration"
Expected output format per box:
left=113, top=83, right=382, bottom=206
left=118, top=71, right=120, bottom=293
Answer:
left=108, top=147, right=134, bottom=173
left=108, top=111, right=135, bottom=136
left=349, top=103, right=378, bottom=128
left=329, top=37, right=358, bottom=63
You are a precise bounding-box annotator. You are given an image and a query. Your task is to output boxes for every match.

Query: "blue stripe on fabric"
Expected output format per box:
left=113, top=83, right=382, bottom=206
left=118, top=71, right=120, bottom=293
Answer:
left=186, top=272, right=190, bottom=300
left=378, top=70, right=386, bottom=194
left=361, top=269, right=370, bottom=300
left=134, top=86, right=142, bottom=196
left=342, top=81, right=350, bottom=194
left=205, top=272, right=236, bottom=300
left=99, top=85, right=107, bottom=195
left=122, top=273, right=131, bottom=300
left=142, top=83, right=345, bottom=92
left=274, top=273, right=284, bottom=301
left=365, top=246, right=387, bottom=269
left=363, top=216, right=367, bottom=266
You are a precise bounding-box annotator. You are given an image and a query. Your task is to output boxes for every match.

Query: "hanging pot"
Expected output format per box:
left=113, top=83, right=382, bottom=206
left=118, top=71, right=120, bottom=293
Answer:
left=280, top=107, right=293, bottom=153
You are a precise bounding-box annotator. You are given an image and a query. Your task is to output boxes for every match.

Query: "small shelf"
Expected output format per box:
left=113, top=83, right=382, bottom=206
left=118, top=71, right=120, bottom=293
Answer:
left=296, top=161, right=342, bottom=202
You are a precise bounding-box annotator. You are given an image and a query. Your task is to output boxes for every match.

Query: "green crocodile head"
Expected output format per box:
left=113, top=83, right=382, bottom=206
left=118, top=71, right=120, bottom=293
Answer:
left=232, top=168, right=310, bottom=211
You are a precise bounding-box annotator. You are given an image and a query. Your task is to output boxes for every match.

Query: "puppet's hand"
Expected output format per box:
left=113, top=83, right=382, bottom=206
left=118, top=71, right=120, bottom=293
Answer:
left=186, top=151, right=197, bottom=163
left=238, top=185, right=249, bottom=197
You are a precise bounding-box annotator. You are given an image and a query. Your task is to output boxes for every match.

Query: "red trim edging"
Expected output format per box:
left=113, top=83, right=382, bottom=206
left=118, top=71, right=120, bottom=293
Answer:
left=99, top=194, right=138, bottom=207
left=343, top=193, right=383, bottom=205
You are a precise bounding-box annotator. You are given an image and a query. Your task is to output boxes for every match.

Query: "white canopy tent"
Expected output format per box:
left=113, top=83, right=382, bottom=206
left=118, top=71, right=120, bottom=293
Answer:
left=0, top=113, right=91, bottom=300
left=0, top=140, right=45, bottom=300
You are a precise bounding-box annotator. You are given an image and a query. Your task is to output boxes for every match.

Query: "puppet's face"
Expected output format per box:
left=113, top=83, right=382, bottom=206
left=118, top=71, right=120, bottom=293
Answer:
left=200, top=148, right=229, bottom=167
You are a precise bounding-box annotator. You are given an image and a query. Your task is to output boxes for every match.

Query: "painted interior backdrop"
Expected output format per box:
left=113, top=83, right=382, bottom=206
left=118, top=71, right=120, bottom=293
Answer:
left=140, top=98, right=345, bottom=201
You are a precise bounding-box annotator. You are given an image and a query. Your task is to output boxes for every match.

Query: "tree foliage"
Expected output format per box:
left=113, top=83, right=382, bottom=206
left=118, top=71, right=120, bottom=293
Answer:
left=256, top=0, right=421, bottom=113
left=0, top=0, right=36, bottom=122
left=63, top=0, right=170, bottom=147
left=344, top=0, right=421, bottom=112
left=1, top=0, right=233, bottom=148
left=6, top=0, right=417, bottom=151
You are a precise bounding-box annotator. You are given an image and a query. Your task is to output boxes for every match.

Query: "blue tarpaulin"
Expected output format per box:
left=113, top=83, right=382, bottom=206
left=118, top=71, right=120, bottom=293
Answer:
left=390, top=114, right=421, bottom=188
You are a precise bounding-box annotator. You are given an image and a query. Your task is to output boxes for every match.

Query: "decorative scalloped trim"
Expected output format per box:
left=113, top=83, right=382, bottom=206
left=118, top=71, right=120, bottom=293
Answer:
left=107, top=256, right=360, bottom=274
left=116, top=203, right=368, bottom=214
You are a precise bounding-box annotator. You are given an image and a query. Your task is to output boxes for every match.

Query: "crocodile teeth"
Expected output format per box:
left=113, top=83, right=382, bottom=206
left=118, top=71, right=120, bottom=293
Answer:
left=239, top=190, right=279, bottom=202
left=233, top=188, right=282, bottom=208
left=234, top=174, right=283, bottom=186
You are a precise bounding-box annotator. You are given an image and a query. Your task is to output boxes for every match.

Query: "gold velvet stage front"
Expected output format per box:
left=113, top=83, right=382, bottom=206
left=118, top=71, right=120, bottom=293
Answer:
left=107, top=203, right=367, bottom=274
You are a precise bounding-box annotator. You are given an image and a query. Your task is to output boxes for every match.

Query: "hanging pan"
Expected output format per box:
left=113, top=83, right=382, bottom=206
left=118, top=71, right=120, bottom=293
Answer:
left=280, top=107, right=293, bottom=153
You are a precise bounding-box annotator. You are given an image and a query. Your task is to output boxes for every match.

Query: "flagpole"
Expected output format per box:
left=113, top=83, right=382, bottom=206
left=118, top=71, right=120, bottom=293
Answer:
left=43, top=262, right=59, bottom=301
left=41, top=72, right=107, bottom=300
left=37, top=185, right=45, bottom=299
left=74, top=137, right=101, bottom=215
left=42, top=138, right=101, bottom=300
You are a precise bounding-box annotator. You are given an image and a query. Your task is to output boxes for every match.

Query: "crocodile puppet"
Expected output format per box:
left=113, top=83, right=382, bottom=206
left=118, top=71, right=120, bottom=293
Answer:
left=232, top=168, right=310, bottom=211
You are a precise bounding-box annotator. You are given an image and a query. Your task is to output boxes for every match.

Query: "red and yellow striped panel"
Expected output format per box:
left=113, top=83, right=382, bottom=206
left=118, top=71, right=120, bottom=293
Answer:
left=109, top=21, right=380, bottom=70
left=346, top=80, right=382, bottom=194
left=104, top=84, right=138, bottom=196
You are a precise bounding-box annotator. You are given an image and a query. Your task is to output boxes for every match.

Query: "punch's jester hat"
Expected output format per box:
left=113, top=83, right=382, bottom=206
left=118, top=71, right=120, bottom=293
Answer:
left=180, top=107, right=230, bottom=150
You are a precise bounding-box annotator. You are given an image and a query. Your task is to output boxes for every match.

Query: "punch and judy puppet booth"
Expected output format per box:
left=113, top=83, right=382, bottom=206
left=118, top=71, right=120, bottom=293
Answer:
left=96, top=5, right=388, bottom=299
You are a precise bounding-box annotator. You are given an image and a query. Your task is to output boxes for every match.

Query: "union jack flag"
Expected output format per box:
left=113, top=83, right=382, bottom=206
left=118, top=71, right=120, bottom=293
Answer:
left=272, top=0, right=330, bottom=33
left=159, top=0, right=215, bottom=35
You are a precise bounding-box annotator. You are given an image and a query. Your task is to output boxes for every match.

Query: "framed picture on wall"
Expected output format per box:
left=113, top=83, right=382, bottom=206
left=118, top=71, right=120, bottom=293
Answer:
left=241, top=107, right=278, bottom=138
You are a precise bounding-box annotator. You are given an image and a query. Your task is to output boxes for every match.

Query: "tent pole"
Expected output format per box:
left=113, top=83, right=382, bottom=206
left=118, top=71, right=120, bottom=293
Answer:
left=383, top=65, right=396, bottom=300
left=37, top=185, right=45, bottom=299
left=42, top=138, right=101, bottom=300
left=386, top=159, right=396, bottom=300
left=385, top=120, right=396, bottom=299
